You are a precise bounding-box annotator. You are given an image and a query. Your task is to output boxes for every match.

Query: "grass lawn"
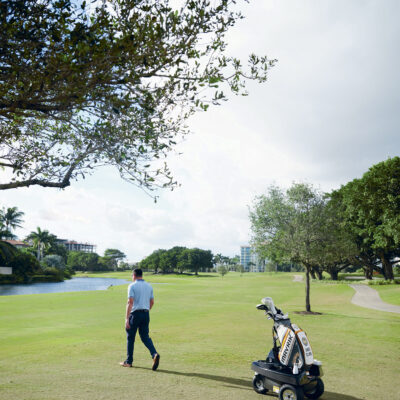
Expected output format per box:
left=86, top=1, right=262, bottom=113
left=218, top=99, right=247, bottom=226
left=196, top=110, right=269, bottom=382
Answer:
left=373, top=284, right=400, bottom=306
left=0, top=272, right=399, bottom=400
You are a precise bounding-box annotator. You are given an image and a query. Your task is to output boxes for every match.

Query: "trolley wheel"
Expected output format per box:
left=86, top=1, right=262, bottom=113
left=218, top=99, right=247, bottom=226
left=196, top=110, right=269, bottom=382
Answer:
left=279, top=384, right=304, bottom=400
left=305, top=379, right=324, bottom=399
left=252, top=374, right=268, bottom=395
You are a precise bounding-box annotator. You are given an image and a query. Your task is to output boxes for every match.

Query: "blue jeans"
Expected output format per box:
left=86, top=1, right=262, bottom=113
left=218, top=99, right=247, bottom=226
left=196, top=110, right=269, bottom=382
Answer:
left=125, top=310, right=157, bottom=364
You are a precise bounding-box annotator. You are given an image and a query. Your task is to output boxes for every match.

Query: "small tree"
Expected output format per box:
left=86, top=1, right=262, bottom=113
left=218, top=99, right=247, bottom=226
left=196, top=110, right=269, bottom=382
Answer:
left=236, top=264, right=245, bottom=276
left=217, top=265, right=228, bottom=278
left=265, top=261, right=277, bottom=272
left=250, top=183, right=327, bottom=312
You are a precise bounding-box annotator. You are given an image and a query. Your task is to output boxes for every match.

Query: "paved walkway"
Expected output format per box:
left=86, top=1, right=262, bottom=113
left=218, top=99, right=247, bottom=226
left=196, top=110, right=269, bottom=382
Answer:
left=293, top=274, right=304, bottom=282
left=291, top=274, right=399, bottom=314
left=349, top=284, right=400, bottom=314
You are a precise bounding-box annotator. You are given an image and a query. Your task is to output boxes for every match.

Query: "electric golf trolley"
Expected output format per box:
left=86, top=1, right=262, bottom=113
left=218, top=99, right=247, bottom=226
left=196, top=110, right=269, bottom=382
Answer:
left=251, top=297, right=324, bottom=400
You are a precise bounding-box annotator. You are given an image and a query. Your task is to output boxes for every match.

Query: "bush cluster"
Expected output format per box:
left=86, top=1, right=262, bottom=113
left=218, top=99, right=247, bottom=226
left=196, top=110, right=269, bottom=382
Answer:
left=367, top=279, right=400, bottom=286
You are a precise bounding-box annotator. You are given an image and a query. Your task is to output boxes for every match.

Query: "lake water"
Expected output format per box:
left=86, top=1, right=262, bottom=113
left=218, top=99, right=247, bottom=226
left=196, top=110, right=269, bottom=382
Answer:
left=0, top=277, right=130, bottom=296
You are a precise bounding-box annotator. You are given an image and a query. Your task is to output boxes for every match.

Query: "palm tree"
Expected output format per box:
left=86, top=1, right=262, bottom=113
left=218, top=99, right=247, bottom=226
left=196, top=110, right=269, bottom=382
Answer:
left=26, top=227, right=55, bottom=260
left=0, top=207, right=24, bottom=239
left=0, top=220, right=14, bottom=240
left=3, top=207, right=24, bottom=231
left=0, top=223, right=14, bottom=240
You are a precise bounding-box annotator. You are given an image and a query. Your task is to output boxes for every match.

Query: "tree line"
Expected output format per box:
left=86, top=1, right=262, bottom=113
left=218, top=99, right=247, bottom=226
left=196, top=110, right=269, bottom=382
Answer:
left=139, top=247, right=214, bottom=275
left=250, top=157, right=400, bottom=311
left=0, top=207, right=128, bottom=283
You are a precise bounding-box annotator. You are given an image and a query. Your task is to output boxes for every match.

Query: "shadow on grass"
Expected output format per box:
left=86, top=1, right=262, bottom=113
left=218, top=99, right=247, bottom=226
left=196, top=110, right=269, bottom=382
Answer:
left=150, top=273, right=218, bottom=278
left=322, top=392, right=363, bottom=400
left=135, top=366, right=251, bottom=390
left=321, top=311, right=400, bottom=323
left=135, top=367, right=364, bottom=399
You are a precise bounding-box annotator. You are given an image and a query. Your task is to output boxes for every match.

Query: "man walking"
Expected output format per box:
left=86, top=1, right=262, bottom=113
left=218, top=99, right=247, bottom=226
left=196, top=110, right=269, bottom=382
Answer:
left=120, top=268, right=160, bottom=370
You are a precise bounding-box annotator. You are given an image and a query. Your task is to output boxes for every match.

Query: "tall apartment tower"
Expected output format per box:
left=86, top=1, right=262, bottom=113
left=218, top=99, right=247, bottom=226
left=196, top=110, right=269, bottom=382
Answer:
left=240, top=245, right=266, bottom=272
left=240, top=245, right=251, bottom=271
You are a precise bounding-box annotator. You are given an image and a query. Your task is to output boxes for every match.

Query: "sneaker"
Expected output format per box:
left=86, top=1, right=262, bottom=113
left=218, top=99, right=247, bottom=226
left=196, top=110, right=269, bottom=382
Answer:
left=119, top=361, right=132, bottom=367
left=152, top=353, right=160, bottom=371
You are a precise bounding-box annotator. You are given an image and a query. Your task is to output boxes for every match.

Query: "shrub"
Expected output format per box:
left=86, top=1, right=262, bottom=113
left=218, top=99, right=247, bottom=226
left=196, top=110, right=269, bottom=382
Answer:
left=312, top=278, right=348, bottom=284
left=355, top=268, right=364, bottom=274
left=42, top=254, right=65, bottom=270
left=42, top=267, right=64, bottom=282
left=368, top=279, right=400, bottom=286
left=7, top=252, right=41, bottom=283
left=0, top=275, right=22, bottom=284
left=31, top=275, right=59, bottom=283
left=0, top=241, right=18, bottom=265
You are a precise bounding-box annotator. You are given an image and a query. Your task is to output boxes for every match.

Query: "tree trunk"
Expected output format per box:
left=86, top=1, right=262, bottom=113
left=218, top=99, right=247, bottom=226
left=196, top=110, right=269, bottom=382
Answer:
left=305, top=268, right=311, bottom=312
left=329, top=269, right=338, bottom=280
left=310, top=269, right=316, bottom=280
left=363, top=267, right=373, bottom=280
left=315, top=267, right=323, bottom=280
left=380, top=253, right=394, bottom=280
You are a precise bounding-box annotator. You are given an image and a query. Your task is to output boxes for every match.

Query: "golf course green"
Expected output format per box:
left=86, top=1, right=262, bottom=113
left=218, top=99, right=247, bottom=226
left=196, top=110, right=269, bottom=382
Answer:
left=0, top=272, right=399, bottom=400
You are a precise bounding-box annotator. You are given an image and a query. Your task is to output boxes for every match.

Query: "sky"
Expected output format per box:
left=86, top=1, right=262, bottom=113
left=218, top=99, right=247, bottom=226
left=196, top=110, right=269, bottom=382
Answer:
left=2, top=0, right=400, bottom=262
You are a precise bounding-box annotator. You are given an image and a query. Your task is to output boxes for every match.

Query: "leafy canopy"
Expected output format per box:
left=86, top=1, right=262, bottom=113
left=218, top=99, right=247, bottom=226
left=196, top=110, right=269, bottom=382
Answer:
left=0, top=0, right=275, bottom=195
left=330, top=157, right=400, bottom=279
left=139, top=246, right=213, bottom=274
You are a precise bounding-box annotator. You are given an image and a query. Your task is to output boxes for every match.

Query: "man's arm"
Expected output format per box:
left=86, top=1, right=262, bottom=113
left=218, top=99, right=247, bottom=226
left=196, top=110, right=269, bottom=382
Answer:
left=125, top=297, right=133, bottom=329
left=150, top=298, right=154, bottom=310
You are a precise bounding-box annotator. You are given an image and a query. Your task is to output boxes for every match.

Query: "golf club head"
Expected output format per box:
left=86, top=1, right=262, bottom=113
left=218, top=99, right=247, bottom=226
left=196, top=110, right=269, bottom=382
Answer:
left=261, top=297, right=277, bottom=314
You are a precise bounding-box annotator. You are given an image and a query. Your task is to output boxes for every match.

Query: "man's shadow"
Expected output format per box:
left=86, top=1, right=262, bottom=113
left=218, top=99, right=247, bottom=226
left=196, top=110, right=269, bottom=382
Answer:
left=135, top=367, right=362, bottom=399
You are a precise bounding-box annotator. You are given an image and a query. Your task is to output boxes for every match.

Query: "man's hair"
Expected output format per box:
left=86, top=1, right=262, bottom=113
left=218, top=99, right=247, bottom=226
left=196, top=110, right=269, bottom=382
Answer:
left=133, top=268, right=143, bottom=277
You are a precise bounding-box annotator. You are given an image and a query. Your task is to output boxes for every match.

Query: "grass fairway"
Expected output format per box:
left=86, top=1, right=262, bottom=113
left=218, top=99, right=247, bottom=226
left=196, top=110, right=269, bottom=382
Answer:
left=373, top=284, right=400, bottom=306
left=1, top=273, right=399, bottom=400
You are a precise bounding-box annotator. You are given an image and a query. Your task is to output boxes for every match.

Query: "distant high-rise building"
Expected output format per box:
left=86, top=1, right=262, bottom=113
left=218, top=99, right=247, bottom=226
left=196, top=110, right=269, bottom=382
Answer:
left=240, top=245, right=252, bottom=271
left=240, top=245, right=266, bottom=272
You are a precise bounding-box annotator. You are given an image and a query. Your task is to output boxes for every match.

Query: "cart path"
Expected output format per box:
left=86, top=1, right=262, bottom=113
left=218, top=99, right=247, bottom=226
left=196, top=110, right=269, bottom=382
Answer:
left=349, top=284, right=400, bottom=314
left=293, top=274, right=304, bottom=282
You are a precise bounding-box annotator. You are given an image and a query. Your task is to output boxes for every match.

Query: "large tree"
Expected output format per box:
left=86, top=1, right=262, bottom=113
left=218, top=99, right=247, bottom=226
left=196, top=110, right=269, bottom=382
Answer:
left=104, top=248, right=126, bottom=270
left=67, top=251, right=101, bottom=271
left=0, top=0, right=275, bottom=195
left=139, top=249, right=166, bottom=273
left=330, top=157, right=400, bottom=280
left=186, top=248, right=213, bottom=275
left=139, top=246, right=213, bottom=274
left=311, top=199, right=357, bottom=280
left=250, top=183, right=328, bottom=312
